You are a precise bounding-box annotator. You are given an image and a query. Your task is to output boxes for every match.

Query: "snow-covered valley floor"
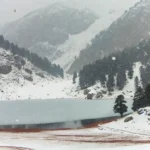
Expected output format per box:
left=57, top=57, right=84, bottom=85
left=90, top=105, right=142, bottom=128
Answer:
left=0, top=124, right=149, bottom=150
left=1, top=107, right=150, bottom=150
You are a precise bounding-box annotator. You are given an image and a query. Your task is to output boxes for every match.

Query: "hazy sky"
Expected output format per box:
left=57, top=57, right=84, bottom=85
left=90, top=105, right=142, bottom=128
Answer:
left=0, top=0, right=64, bottom=25
left=0, top=0, right=139, bottom=26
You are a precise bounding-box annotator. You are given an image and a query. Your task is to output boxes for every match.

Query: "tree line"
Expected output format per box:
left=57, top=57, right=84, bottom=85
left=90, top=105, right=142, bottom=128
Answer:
left=79, top=40, right=150, bottom=91
left=132, top=84, right=150, bottom=111
left=114, top=83, right=150, bottom=117
left=0, top=35, right=64, bottom=78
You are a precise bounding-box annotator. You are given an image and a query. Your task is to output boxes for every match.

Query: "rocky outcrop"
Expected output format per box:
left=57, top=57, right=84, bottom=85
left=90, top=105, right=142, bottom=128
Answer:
left=24, top=68, right=32, bottom=75
left=87, top=93, right=93, bottom=100
left=0, top=64, right=12, bottom=74
left=14, top=55, right=26, bottom=70
left=124, top=116, right=133, bottom=122
left=23, top=75, right=33, bottom=82
left=96, top=92, right=103, bottom=99
left=84, top=89, right=90, bottom=95
left=137, top=108, right=145, bottom=115
left=36, top=72, right=44, bottom=78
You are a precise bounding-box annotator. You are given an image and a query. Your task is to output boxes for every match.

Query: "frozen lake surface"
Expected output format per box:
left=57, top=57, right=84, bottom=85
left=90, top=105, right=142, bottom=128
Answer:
left=0, top=99, right=133, bottom=125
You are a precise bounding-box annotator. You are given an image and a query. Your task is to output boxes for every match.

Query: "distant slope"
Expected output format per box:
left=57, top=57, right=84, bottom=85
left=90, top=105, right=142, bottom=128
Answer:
left=0, top=47, right=56, bottom=100
left=53, top=11, right=126, bottom=71
left=53, top=0, right=140, bottom=71
left=0, top=35, right=64, bottom=78
left=68, top=0, right=150, bottom=73
left=1, top=3, right=98, bottom=60
left=70, top=40, right=150, bottom=99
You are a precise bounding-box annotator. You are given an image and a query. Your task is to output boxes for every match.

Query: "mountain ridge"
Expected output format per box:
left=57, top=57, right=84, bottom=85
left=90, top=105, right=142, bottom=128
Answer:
left=68, top=0, right=150, bottom=73
left=0, top=3, right=98, bottom=61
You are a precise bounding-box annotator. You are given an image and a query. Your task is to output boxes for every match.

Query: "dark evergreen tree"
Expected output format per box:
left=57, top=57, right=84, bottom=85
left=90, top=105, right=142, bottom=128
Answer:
left=128, top=66, right=134, bottom=79
left=145, top=83, right=150, bottom=106
left=132, top=86, right=146, bottom=111
left=73, top=71, right=77, bottom=84
left=114, top=95, right=128, bottom=117
left=10, top=43, right=16, bottom=54
left=0, top=35, right=4, bottom=48
left=4, top=40, right=10, bottom=50
left=116, top=71, right=127, bottom=90
left=107, top=74, right=115, bottom=92
left=134, top=76, right=139, bottom=91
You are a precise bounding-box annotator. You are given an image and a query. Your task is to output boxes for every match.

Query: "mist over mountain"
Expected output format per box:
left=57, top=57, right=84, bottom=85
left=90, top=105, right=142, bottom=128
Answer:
left=1, top=3, right=98, bottom=61
left=0, top=0, right=139, bottom=73
left=0, top=0, right=139, bottom=26
left=68, top=0, right=150, bottom=73
left=0, top=0, right=148, bottom=100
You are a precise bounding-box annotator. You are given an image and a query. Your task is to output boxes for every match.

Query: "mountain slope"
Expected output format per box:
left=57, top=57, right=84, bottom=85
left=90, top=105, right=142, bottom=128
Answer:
left=53, top=11, right=127, bottom=71
left=70, top=40, right=150, bottom=99
left=0, top=47, right=56, bottom=100
left=1, top=3, right=98, bottom=60
left=68, top=0, right=150, bottom=73
left=53, top=0, right=140, bottom=71
left=0, top=46, right=77, bottom=101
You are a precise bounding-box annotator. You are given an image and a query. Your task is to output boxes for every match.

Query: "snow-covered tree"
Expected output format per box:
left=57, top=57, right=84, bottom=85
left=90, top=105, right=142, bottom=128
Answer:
left=145, top=83, right=150, bottom=106
left=73, top=71, right=77, bottom=84
left=134, top=76, right=139, bottom=91
left=0, top=35, right=4, bottom=48
left=114, top=95, right=128, bottom=117
left=132, top=86, right=146, bottom=111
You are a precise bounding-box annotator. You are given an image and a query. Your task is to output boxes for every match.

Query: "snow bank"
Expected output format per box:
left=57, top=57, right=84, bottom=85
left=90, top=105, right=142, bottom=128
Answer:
left=100, top=107, right=150, bottom=136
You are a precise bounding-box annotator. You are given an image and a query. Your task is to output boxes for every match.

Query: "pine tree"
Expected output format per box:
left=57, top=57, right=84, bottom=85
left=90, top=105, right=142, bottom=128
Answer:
left=132, top=86, right=146, bottom=111
left=107, top=74, right=115, bottom=92
left=134, top=76, right=139, bottom=91
left=128, top=66, right=134, bottom=79
left=0, top=35, right=4, bottom=48
left=145, top=83, right=150, bottom=106
left=114, top=95, right=128, bottom=117
left=116, top=71, right=127, bottom=90
left=73, top=71, right=77, bottom=84
left=4, top=40, right=10, bottom=50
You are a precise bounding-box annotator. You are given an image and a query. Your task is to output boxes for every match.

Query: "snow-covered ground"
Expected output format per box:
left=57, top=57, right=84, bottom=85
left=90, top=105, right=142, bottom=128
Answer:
left=0, top=62, right=142, bottom=101
left=0, top=107, right=149, bottom=149
left=0, top=77, right=74, bottom=100
left=68, top=62, right=142, bottom=100
left=100, top=107, right=150, bottom=135
left=0, top=117, right=149, bottom=150
left=0, top=127, right=148, bottom=150
left=0, top=48, right=72, bottom=101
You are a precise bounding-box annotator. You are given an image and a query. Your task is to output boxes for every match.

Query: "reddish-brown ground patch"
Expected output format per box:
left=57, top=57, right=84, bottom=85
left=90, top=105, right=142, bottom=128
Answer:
left=0, top=146, right=33, bottom=150
left=0, top=118, right=116, bottom=133
left=0, top=129, right=42, bottom=133
left=83, top=119, right=117, bottom=128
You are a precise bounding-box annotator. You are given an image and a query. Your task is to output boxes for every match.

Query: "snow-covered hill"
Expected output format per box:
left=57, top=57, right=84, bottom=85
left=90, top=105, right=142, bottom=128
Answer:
left=0, top=48, right=145, bottom=101
left=68, top=62, right=142, bottom=99
left=100, top=107, right=150, bottom=135
left=0, top=48, right=70, bottom=100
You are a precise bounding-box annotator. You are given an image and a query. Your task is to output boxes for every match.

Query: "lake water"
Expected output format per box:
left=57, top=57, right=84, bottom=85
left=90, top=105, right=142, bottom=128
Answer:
left=0, top=99, right=133, bottom=125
